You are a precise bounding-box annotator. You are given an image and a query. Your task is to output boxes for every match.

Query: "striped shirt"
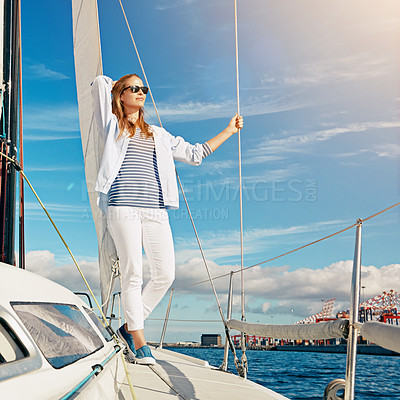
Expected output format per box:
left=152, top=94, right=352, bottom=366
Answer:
left=108, top=131, right=212, bottom=209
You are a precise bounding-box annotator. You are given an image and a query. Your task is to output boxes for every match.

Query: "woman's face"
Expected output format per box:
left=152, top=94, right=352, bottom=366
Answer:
left=120, top=76, right=146, bottom=113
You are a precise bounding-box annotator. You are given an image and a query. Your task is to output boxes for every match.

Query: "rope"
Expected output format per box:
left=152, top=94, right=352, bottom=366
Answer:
left=0, top=151, right=111, bottom=329
left=177, top=175, right=246, bottom=376
left=149, top=364, right=189, bottom=400
left=176, top=201, right=400, bottom=288
left=116, top=0, right=230, bottom=330
left=176, top=175, right=228, bottom=326
left=117, top=0, right=162, bottom=128
left=120, top=351, right=138, bottom=400
left=2, top=149, right=139, bottom=396
left=100, top=259, right=120, bottom=308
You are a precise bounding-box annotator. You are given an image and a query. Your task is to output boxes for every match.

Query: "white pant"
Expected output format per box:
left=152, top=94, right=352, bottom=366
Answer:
left=107, top=206, right=175, bottom=331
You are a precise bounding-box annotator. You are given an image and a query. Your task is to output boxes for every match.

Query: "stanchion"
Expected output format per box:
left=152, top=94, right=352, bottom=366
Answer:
left=344, top=219, right=362, bottom=400
left=159, top=288, right=174, bottom=349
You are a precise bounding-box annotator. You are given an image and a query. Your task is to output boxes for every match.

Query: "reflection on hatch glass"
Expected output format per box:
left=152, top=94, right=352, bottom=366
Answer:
left=12, top=302, right=103, bottom=369
left=84, top=307, right=112, bottom=342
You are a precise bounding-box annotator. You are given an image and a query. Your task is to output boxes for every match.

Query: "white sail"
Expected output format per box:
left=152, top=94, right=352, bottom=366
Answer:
left=71, top=0, right=117, bottom=313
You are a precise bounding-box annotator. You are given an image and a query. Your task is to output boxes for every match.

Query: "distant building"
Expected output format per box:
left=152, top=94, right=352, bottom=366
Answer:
left=201, top=334, right=222, bottom=347
left=176, top=341, right=200, bottom=347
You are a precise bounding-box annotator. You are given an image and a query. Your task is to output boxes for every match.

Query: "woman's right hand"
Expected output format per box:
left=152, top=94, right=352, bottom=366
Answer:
left=226, top=113, right=244, bottom=135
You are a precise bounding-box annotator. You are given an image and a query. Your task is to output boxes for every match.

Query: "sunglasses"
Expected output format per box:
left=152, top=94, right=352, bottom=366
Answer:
left=122, top=85, right=149, bottom=95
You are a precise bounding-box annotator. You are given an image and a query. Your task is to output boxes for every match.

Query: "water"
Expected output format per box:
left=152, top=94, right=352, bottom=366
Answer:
left=166, top=347, right=400, bottom=399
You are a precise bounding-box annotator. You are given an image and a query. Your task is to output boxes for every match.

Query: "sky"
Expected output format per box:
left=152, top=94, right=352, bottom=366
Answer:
left=19, top=0, right=400, bottom=342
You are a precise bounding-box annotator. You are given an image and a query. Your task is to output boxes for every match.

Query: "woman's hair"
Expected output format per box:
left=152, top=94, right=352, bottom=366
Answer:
left=111, top=74, right=152, bottom=139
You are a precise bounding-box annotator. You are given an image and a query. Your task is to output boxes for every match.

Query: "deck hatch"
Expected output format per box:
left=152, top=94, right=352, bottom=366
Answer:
left=11, top=302, right=104, bottom=369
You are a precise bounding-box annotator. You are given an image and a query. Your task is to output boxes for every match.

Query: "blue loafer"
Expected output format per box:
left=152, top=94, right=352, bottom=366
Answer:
left=136, top=345, right=156, bottom=365
left=117, top=324, right=137, bottom=358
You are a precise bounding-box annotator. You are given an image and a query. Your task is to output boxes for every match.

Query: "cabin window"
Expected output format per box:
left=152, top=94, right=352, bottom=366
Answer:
left=0, top=317, right=29, bottom=364
left=83, top=307, right=113, bottom=342
left=11, top=302, right=104, bottom=369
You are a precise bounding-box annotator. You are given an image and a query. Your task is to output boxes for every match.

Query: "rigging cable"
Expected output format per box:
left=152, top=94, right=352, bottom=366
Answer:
left=234, top=0, right=247, bottom=377
left=116, top=0, right=246, bottom=378
left=234, top=0, right=244, bottom=322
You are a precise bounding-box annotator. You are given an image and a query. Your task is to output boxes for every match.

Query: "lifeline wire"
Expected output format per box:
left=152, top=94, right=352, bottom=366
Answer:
left=175, top=201, right=400, bottom=289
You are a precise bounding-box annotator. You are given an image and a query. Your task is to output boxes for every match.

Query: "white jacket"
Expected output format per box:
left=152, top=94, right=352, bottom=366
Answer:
left=91, top=75, right=205, bottom=211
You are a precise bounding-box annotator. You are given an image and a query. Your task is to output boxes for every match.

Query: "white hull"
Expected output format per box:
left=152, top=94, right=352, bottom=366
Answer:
left=0, top=263, right=288, bottom=400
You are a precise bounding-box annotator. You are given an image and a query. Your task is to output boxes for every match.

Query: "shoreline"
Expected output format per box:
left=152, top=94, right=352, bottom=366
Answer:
left=159, top=343, right=399, bottom=356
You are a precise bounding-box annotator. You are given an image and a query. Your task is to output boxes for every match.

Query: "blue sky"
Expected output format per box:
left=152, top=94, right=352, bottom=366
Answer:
left=20, top=0, right=399, bottom=342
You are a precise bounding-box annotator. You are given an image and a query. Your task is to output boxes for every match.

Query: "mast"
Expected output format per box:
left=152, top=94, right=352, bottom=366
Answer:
left=0, top=0, right=20, bottom=265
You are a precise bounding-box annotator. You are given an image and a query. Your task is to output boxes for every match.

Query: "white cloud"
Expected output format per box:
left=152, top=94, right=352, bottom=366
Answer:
left=24, top=134, right=81, bottom=142
left=24, top=104, right=79, bottom=132
left=25, top=248, right=400, bottom=320
left=173, top=218, right=349, bottom=264
left=155, top=0, right=197, bottom=11
left=283, top=55, right=389, bottom=87
left=25, top=202, right=88, bottom=213
left=26, top=165, right=82, bottom=171
left=371, top=143, right=400, bottom=159
left=173, top=258, right=400, bottom=318
left=26, top=250, right=100, bottom=295
left=247, top=121, right=400, bottom=160
left=24, top=202, right=92, bottom=223
left=27, top=64, right=69, bottom=80
left=146, top=96, right=308, bottom=124
left=334, top=141, right=400, bottom=160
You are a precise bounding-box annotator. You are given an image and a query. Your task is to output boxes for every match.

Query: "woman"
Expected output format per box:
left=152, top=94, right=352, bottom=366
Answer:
left=92, top=73, right=243, bottom=365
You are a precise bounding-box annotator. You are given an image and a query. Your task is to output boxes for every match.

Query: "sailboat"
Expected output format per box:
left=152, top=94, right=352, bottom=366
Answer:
left=1, top=0, right=399, bottom=399
left=0, top=0, right=291, bottom=398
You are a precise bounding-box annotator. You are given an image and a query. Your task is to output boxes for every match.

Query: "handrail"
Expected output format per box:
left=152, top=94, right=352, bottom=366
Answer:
left=74, top=292, right=93, bottom=308
left=60, top=345, right=122, bottom=400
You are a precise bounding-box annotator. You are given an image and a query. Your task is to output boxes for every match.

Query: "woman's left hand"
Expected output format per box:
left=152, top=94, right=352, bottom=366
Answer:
left=227, top=113, right=244, bottom=134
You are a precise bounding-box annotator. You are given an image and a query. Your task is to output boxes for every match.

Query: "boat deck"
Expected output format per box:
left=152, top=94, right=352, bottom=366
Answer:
left=121, top=347, right=289, bottom=400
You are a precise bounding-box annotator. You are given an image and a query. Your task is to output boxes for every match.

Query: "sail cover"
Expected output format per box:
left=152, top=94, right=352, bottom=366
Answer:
left=71, top=0, right=117, bottom=313
left=227, top=318, right=349, bottom=340
left=359, top=321, right=400, bottom=354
